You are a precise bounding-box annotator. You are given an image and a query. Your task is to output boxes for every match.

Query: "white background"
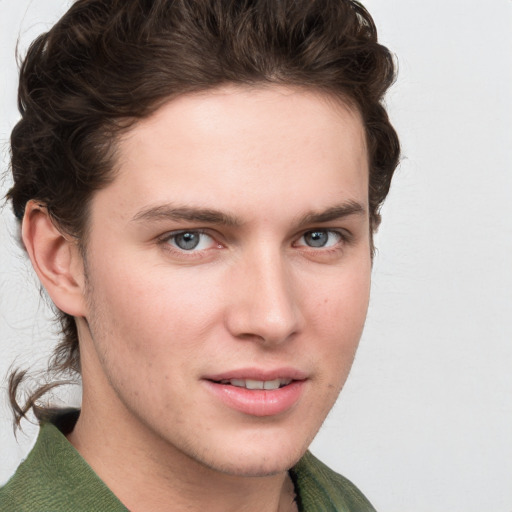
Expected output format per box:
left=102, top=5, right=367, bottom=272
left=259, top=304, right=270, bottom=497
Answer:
left=1, top=1, right=511, bottom=511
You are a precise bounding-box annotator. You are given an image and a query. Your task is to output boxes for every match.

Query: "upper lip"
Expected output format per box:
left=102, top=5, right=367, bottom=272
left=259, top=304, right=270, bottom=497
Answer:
left=205, top=367, right=308, bottom=382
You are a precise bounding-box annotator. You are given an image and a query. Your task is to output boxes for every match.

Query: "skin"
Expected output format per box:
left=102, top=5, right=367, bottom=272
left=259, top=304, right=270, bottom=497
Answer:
left=24, top=85, right=371, bottom=512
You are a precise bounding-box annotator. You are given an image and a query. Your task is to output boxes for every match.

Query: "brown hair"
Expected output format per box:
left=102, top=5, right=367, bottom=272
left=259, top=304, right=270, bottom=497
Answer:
left=6, top=0, right=400, bottom=427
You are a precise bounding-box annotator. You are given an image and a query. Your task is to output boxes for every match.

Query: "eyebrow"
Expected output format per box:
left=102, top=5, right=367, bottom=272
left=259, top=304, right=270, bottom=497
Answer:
left=131, top=200, right=366, bottom=227
left=296, top=201, right=366, bottom=225
left=131, top=205, right=241, bottom=226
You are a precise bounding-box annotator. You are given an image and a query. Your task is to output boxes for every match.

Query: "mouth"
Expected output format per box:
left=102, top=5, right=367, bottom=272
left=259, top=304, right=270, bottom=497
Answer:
left=203, top=370, right=306, bottom=416
left=215, top=378, right=293, bottom=390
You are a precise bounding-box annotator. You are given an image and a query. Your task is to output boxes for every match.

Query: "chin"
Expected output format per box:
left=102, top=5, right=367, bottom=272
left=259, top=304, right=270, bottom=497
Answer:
left=209, top=456, right=300, bottom=478
left=194, top=435, right=310, bottom=478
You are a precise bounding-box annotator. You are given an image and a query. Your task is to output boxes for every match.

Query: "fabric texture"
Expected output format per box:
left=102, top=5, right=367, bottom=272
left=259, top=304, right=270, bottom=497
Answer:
left=0, top=415, right=376, bottom=512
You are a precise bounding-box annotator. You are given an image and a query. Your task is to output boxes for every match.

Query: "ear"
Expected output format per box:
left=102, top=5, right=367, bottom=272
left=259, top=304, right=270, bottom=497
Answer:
left=22, top=201, right=87, bottom=317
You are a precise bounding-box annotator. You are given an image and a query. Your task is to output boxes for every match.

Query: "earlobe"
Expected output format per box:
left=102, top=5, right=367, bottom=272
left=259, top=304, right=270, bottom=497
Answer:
left=22, top=201, right=87, bottom=317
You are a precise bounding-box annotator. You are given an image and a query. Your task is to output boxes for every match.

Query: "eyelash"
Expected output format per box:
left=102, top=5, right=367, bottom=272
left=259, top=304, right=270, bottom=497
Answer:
left=158, top=229, right=219, bottom=257
left=157, top=228, right=350, bottom=258
left=294, top=230, right=348, bottom=250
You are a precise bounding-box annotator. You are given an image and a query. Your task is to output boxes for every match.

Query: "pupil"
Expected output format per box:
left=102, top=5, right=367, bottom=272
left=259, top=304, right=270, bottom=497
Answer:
left=176, top=232, right=199, bottom=250
left=306, top=231, right=327, bottom=247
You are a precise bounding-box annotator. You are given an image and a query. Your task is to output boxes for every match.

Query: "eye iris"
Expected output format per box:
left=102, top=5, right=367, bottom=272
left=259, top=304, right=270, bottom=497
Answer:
left=305, top=230, right=328, bottom=247
left=175, top=232, right=200, bottom=250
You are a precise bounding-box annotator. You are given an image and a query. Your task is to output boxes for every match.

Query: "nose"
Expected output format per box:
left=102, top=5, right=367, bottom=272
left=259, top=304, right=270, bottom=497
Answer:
left=225, top=249, right=302, bottom=345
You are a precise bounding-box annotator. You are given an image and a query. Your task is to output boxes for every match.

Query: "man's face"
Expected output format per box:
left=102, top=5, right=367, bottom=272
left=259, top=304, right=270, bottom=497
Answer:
left=77, top=85, right=371, bottom=476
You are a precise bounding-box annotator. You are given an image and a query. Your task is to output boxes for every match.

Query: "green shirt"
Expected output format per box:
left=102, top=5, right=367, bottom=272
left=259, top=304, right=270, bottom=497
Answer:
left=0, top=419, right=376, bottom=511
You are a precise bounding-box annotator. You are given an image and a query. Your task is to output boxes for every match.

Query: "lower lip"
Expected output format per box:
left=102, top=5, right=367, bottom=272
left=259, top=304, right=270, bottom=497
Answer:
left=203, top=380, right=305, bottom=417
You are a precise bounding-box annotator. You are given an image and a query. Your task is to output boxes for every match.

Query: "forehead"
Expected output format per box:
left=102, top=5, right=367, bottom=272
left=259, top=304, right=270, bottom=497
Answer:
left=95, top=85, right=369, bottom=224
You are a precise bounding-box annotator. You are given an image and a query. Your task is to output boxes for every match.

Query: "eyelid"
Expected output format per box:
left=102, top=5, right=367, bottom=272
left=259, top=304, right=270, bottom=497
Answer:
left=158, top=229, right=221, bottom=253
left=293, top=228, right=351, bottom=248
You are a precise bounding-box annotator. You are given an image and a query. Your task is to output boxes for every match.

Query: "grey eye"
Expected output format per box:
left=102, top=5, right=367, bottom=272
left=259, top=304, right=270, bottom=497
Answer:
left=298, top=230, right=343, bottom=249
left=303, top=230, right=329, bottom=247
left=173, top=232, right=201, bottom=250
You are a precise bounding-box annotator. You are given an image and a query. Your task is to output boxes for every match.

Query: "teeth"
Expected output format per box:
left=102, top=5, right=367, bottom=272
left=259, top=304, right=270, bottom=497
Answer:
left=229, top=379, right=248, bottom=388
left=221, top=378, right=292, bottom=390
left=263, top=379, right=282, bottom=390
left=245, top=379, right=265, bottom=390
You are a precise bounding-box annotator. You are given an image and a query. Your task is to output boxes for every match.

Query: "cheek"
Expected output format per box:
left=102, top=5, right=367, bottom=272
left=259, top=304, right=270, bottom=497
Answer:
left=88, top=260, right=223, bottom=358
left=306, top=266, right=371, bottom=378
left=309, top=264, right=371, bottom=333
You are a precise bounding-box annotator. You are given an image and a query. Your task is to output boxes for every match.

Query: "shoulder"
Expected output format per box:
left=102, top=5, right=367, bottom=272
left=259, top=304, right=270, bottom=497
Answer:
left=0, top=415, right=127, bottom=512
left=291, top=451, right=377, bottom=512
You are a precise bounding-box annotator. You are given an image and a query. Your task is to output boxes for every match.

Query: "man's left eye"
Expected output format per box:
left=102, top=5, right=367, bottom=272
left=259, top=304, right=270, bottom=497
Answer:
left=167, top=231, right=215, bottom=251
left=297, top=230, right=343, bottom=248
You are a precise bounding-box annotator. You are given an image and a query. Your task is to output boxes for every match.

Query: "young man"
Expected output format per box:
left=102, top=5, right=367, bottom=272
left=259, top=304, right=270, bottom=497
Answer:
left=0, top=1, right=399, bottom=511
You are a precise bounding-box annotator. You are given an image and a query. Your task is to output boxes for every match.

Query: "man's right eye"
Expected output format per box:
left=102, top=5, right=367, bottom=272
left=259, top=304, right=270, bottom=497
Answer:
left=164, top=230, right=216, bottom=251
